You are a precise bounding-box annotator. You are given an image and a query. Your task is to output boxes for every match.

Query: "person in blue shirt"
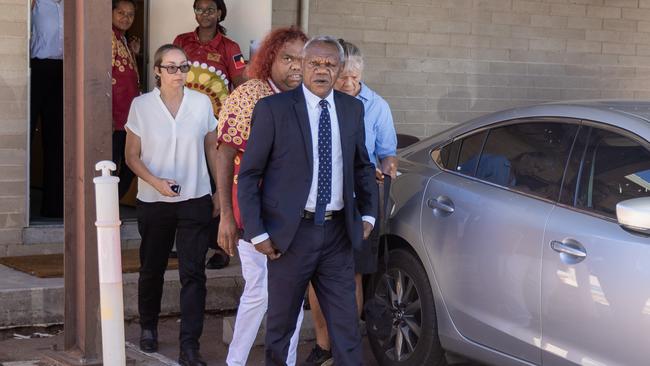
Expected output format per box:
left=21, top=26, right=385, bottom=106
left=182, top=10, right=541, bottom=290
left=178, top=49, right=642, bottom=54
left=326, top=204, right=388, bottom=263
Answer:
left=302, top=39, right=398, bottom=366
left=31, top=0, right=64, bottom=218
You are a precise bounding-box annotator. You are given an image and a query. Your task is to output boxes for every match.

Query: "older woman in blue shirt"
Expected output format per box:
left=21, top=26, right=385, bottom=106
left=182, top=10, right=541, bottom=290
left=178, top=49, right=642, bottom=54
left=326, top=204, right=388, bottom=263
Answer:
left=302, top=40, right=398, bottom=365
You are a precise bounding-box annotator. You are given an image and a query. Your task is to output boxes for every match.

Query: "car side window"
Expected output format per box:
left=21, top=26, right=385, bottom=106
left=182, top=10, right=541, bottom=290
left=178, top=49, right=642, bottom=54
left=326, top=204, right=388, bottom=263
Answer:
left=436, top=139, right=461, bottom=170
left=433, top=131, right=487, bottom=176
left=570, top=127, right=650, bottom=219
left=455, top=131, right=487, bottom=176
left=477, top=121, right=579, bottom=201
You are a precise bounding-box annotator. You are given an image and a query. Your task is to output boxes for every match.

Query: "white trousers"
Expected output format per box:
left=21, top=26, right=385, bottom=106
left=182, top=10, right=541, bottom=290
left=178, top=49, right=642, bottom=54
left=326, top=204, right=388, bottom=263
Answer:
left=226, top=239, right=304, bottom=366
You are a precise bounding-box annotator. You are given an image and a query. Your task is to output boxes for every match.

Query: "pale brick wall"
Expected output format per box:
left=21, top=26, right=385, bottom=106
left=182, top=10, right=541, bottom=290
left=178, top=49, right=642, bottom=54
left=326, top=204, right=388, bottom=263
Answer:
left=0, top=0, right=28, bottom=250
left=273, top=0, right=650, bottom=138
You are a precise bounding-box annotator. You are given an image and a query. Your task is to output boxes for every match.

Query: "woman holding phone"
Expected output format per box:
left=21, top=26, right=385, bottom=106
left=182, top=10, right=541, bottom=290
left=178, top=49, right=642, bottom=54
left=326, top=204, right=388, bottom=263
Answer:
left=125, top=44, right=219, bottom=366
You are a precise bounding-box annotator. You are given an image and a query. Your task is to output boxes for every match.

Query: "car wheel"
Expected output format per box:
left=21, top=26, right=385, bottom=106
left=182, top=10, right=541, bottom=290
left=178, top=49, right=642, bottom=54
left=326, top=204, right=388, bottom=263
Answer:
left=367, top=249, right=446, bottom=366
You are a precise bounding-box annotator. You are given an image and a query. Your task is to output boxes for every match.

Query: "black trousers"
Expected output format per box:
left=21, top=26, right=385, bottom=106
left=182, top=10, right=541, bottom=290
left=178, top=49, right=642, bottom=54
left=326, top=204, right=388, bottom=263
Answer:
left=266, top=217, right=362, bottom=366
left=136, top=195, right=212, bottom=350
left=112, top=130, right=135, bottom=199
left=31, top=58, right=63, bottom=217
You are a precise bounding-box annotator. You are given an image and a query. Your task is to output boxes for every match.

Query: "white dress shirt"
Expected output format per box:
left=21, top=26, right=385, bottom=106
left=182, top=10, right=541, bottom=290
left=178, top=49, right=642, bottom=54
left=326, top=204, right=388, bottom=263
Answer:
left=125, top=87, right=217, bottom=203
left=303, top=84, right=344, bottom=212
left=251, top=86, right=374, bottom=245
left=30, top=0, right=64, bottom=60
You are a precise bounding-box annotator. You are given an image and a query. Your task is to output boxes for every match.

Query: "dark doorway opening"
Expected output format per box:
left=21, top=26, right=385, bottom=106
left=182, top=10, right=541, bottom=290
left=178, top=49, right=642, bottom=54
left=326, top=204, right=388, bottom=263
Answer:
left=29, top=0, right=148, bottom=224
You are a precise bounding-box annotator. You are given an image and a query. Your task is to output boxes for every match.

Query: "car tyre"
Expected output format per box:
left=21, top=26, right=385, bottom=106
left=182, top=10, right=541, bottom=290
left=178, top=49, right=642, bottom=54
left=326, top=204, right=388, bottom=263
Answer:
left=367, top=249, right=446, bottom=366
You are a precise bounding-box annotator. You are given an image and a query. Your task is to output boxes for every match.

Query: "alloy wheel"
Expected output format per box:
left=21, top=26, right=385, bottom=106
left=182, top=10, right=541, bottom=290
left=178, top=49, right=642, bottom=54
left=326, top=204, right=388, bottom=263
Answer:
left=375, top=268, right=423, bottom=362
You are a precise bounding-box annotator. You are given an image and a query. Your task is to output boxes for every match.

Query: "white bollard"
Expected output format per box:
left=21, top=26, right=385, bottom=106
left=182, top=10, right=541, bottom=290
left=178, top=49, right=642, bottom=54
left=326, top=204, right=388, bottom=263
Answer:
left=93, top=160, right=126, bottom=366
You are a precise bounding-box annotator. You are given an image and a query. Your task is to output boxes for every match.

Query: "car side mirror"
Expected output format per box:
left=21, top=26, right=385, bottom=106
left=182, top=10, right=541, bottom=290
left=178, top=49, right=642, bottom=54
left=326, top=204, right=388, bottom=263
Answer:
left=616, top=197, right=650, bottom=235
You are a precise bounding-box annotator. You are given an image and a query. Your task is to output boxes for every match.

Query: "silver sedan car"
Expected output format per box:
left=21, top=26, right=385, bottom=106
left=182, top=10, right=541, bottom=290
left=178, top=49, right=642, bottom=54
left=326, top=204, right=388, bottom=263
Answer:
left=368, top=101, right=650, bottom=366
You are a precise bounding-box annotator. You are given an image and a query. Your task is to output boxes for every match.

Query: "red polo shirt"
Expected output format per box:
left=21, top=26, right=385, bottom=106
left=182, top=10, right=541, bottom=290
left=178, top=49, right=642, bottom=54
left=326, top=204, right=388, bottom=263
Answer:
left=173, top=29, right=245, bottom=117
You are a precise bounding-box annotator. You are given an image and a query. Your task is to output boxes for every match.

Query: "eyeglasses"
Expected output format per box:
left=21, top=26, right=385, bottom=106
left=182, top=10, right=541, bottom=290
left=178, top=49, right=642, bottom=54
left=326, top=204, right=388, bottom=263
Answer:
left=194, top=7, right=217, bottom=16
left=115, top=10, right=135, bottom=19
left=158, top=64, right=191, bottom=74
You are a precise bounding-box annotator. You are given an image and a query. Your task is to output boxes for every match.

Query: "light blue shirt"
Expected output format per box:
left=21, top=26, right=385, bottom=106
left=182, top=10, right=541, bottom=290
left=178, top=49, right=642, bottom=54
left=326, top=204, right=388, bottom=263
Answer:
left=30, top=0, right=64, bottom=60
left=357, top=82, right=397, bottom=168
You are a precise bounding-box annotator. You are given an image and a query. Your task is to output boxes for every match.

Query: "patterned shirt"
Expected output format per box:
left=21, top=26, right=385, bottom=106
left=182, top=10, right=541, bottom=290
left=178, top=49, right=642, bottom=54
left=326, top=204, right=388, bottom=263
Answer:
left=173, top=29, right=245, bottom=118
left=112, top=27, right=140, bottom=131
left=218, top=79, right=277, bottom=228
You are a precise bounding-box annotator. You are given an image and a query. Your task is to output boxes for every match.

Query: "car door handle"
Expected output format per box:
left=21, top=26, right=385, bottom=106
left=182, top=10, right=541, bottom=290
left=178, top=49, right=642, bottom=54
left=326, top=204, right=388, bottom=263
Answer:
left=427, top=197, right=454, bottom=214
left=550, top=240, right=587, bottom=258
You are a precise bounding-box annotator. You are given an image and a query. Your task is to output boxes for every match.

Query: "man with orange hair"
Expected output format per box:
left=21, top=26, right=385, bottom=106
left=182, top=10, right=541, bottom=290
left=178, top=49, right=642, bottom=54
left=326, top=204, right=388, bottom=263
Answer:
left=216, top=27, right=308, bottom=366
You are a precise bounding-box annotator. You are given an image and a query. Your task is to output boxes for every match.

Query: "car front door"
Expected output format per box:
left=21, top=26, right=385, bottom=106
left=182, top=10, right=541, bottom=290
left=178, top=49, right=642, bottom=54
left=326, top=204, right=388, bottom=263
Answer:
left=541, top=124, right=650, bottom=366
left=423, top=120, right=579, bottom=364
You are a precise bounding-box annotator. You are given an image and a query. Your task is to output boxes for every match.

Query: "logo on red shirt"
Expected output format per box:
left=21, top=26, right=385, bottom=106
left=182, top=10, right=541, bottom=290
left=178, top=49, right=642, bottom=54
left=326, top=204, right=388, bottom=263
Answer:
left=232, top=53, right=246, bottom=70
left=207, top=52, right=222, bottom=62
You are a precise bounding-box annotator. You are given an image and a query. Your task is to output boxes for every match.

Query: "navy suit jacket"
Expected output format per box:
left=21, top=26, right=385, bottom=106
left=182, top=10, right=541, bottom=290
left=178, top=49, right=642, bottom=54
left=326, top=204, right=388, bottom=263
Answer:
left=237, top=85, right=378, bottom=252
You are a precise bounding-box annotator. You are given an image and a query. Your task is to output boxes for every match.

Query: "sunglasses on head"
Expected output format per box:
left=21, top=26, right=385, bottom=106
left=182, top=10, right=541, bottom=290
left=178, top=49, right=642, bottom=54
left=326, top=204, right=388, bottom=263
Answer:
left=158, top=64, right=191, bottom=74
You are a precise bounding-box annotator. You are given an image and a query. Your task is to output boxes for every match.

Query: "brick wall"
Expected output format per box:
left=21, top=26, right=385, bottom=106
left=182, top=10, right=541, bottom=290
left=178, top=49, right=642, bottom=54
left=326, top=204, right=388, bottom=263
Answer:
left=0, top=0, right=27, bottom=249
left=273, top=0, right=650, bottom=138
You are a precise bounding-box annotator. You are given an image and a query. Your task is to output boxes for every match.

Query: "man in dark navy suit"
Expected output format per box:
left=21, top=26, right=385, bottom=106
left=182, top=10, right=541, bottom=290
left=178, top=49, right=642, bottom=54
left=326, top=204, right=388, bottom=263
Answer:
left=237, top=36, right=378, bottom=366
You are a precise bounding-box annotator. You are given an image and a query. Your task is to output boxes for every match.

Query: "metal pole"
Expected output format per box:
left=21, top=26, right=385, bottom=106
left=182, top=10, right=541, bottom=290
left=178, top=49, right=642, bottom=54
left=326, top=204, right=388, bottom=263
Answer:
left=93, top=161, right=126, bottom=366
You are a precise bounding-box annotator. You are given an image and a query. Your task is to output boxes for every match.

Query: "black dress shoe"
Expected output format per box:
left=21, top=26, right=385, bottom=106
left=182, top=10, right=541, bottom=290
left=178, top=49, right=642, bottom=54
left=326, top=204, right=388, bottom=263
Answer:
left=205, top=249, right=230, bottom=270
left=139, top=328, right=158, bottom=353
left=179, top=348, right=207, bottom=366
left=301, top=344, right=333, bottom=366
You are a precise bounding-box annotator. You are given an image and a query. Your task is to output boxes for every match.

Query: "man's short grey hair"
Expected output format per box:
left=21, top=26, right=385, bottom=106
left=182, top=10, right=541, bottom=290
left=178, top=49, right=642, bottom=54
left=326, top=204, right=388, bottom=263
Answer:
left=338, top=39, right=364, bottom=73
left=302, top=36, right=345, bottom=63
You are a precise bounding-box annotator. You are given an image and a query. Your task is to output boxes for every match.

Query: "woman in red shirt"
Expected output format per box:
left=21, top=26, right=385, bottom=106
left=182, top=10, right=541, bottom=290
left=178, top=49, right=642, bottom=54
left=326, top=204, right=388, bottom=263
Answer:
left=173, top=0, right=246, bottom=119
left=112, top=0, right=140, bottom=199
left=173, top=0, right=245, bottom=269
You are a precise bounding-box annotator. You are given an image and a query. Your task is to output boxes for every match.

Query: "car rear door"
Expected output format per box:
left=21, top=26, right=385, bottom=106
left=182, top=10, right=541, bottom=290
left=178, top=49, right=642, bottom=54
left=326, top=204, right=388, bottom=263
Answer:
left=541, top=124, right=650, bottom=366
left=423, top=119, right=579, bottom=364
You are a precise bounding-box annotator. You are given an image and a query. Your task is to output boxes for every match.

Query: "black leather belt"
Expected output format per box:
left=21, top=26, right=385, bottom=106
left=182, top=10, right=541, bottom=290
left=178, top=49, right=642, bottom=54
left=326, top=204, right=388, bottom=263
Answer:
left=301, top=210, right=343, bottom=221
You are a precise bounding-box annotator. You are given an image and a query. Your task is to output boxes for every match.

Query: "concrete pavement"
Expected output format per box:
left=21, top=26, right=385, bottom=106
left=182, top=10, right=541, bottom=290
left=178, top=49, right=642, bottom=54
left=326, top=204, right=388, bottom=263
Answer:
left=0, top=315, right=485, bottom=365
left=0, top=249, right=243, bottom=328
left=0, top=314, right=378, bottom=365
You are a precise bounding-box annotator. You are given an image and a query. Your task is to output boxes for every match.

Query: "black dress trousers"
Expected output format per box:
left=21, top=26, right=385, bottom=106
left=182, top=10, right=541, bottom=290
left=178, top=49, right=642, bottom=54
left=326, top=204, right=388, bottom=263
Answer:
left=136, top=195, right=212, bottom=350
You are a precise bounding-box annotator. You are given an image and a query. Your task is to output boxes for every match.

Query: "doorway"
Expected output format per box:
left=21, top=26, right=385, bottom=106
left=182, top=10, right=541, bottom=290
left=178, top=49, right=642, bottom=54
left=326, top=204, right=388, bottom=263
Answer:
left=28, top=0, right=148, bottom=224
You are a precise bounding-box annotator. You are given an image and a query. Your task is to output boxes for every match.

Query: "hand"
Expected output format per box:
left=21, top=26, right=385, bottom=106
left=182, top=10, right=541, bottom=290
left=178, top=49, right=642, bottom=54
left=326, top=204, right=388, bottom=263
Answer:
left=211, top=194, right=220, bottom=218
left=381, top=157, right=398, bottom=179
left=128, top=36, right=141, bottom=56
left=375, top=168, right=384, bottom=184
left=218, top=213, right=239, bottom=257
left=153, top=178, right=178, bottom=197
left=363, top=221, right=373, bottom=240
left=254, top=239, right=281, bottom=260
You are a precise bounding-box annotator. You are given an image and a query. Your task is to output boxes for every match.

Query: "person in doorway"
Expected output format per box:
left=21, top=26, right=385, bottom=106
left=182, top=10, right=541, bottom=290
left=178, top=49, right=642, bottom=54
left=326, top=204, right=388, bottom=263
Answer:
left=30, top=0, right=64, bottom=218
left=173, top=0, right=246, bottom=269
left=302, top=39, right=398, bottom=366
left=125, top=44, right=220, bottom=366
left=237, top=36, right=378, bottom=366
left=111, top=0, right=140, bottom=199
left=216, top=26, right=308, bottom=366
